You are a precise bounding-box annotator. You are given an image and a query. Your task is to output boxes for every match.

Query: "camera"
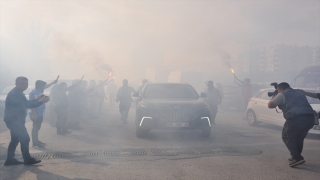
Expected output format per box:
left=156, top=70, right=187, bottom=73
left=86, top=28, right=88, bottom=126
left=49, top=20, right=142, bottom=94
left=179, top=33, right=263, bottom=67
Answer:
left=267, top=82, right=278, bottom=97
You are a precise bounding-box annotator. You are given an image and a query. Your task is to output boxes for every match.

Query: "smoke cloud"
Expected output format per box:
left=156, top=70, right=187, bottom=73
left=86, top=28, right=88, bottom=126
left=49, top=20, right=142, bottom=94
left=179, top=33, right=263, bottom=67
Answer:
left=0, top=0, right=319, bottom=84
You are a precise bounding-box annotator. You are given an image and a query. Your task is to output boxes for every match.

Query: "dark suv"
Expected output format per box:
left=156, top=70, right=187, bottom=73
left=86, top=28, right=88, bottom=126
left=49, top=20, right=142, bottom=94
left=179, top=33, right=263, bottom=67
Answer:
left=133, top=83, right=211, bottom=138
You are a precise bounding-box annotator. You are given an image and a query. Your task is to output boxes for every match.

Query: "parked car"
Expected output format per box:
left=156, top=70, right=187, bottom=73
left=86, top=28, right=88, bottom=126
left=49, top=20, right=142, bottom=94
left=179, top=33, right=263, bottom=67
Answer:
left=221, top=83, right=269, bottom=110
left=0, top=86, right=34, bottom=117
left=291, top=65, right=320, bottom=88
left=133, top=83, right=211, bottom=138
left=246, top=88, right=320, bottom=134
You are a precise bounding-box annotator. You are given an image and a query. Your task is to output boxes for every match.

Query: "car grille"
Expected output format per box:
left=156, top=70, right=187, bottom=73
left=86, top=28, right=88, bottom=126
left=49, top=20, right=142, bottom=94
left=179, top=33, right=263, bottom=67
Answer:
left=155, top=110, right=197, bottom=121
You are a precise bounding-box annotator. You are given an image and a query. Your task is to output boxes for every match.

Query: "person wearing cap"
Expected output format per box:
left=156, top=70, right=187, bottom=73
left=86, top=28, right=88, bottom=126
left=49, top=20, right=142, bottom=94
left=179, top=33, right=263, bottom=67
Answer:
left=29, top=78, right=59, bottom=148
left=116, top=79, right=136, bottom=123
left=203, top=81, right=222, bottom=125
left=4, top=77, right=50, bottom=166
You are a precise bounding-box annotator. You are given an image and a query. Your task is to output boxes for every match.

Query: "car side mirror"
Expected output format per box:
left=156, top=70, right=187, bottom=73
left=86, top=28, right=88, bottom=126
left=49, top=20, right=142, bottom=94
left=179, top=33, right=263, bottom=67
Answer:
left=200, top=92, right=207, bottom=98
left=132, top=92, right=140, bottom=97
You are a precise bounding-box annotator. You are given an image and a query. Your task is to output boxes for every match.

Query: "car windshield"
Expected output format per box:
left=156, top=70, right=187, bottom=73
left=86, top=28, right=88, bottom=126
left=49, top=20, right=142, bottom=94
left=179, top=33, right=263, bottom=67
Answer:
left=293, top=75, right=320, bottom=88
left=144, top=84, right=199, bottom=98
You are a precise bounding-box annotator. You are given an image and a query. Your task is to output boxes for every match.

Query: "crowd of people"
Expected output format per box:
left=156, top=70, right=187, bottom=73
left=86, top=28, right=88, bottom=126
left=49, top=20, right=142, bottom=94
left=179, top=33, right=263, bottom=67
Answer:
left=2, top=75, right=113, bottom=165
left=3, top=74, right=320, bottom=168
left=0, top=74, right=236, bottom=166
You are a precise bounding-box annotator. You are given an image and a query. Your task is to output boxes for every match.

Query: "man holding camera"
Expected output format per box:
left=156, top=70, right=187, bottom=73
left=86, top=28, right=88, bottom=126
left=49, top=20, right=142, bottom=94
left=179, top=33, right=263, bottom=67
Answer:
left=268, top=82, right=314, bottom=167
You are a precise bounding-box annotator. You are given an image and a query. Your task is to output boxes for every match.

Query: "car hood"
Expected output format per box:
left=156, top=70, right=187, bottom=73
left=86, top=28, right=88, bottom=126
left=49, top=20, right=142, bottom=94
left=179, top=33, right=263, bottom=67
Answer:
left=311, top=104, right=320, bottom=112
left=140, top=98, right=208, bottom=109
left=0, top=94, right=7, bottom=101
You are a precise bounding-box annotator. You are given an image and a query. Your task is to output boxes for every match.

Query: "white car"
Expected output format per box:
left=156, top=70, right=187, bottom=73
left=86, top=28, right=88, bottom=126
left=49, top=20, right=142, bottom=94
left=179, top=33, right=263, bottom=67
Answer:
left=246, top=88, right=320, bottom=134
left=0, top=86, right=34, bottom=117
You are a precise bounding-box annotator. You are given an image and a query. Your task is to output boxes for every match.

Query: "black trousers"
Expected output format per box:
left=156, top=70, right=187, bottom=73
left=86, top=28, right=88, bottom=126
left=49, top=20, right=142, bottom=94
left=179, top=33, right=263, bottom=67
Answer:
left=56, top=105, right=68, bottom=132
left=282, top=115, right=314, bottom=160
left=5, top=121, right=32, bottom=160
left=119, top=102, right=131, bottom=122
left=32, top=116, right=43, bottom=144
left=68, top=105, right=81, bottom=129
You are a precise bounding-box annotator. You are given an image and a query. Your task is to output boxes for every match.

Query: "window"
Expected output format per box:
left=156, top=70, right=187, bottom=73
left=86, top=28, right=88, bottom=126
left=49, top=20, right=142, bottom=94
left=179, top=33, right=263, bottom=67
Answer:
left=258, top=91, right=271, bottom=100
left=144, top=84, right=199, bottom=98
left=294, top=76, right=304, bottom=87
left=306, top=75, right=320, bottom=88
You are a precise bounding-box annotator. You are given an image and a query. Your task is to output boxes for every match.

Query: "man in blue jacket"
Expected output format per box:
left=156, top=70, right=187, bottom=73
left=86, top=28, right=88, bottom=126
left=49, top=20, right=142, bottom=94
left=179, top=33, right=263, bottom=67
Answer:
left=4, top=77, right=50, bottom=166
left=29, top=77, right=59, bottom=148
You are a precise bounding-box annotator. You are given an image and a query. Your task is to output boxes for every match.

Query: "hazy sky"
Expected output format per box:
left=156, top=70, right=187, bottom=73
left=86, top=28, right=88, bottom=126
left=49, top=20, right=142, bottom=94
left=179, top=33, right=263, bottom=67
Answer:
left=0, top=0, right=319, bottom=84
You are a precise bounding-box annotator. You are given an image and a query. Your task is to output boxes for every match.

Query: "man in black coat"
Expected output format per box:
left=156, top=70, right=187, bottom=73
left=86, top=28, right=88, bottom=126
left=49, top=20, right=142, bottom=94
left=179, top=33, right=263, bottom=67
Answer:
left=4, top=77, right=50, bottom=166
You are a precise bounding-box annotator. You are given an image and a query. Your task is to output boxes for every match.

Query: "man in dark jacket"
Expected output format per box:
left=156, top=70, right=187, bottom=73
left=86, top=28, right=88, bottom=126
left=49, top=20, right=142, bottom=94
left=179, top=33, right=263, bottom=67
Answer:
left=4, top=77, right=49, bottom=166
left=268, top=82, right=314, bottom=167
left=116, top=79, right=136, bottom=123
left=52, top=81, right=80, bottom=134
left=204, top=81, right=222, bottom=125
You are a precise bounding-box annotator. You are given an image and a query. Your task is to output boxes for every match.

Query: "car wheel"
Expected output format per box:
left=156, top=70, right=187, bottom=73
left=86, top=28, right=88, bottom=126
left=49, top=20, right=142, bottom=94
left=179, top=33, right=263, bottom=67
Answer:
left=247, top=110, right=258, bottom=126
left=201, top=127, right=211, bottom=138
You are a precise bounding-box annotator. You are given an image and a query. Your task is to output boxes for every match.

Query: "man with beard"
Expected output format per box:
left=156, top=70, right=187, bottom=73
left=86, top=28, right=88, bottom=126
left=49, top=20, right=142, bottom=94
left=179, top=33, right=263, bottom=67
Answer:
left=4, top=77, right=49, bottom=166
left=116, top=79, right=136, bottom=124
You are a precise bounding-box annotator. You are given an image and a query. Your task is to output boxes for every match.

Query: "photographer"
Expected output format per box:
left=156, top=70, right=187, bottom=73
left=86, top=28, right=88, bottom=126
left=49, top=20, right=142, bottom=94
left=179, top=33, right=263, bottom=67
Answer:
left=267, top=82, right=314, bottom=167
left=299, top=90, right=320, bottom=100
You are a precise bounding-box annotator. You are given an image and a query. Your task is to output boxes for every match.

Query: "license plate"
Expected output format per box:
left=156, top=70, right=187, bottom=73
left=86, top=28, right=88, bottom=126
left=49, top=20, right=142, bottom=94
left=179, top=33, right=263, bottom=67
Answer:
left=166, top=122, right=189, bottom=127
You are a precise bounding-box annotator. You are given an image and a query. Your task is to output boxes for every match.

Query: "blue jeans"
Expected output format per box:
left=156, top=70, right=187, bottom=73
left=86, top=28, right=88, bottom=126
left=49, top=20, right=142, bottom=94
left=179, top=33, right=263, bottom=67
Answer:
left=5, top=121, right=32, bottom=160
left=32, top=116, right=43, bottom=144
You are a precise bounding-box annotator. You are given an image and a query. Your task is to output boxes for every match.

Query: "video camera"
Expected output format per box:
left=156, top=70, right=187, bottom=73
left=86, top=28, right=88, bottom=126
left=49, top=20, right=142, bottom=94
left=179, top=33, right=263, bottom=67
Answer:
left=267, top=82, right=278, bottom=97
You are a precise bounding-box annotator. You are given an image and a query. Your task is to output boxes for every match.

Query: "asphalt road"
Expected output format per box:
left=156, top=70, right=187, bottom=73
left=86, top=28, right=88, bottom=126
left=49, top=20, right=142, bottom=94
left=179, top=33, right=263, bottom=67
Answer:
left=0, top=105, right=319, bottom=180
